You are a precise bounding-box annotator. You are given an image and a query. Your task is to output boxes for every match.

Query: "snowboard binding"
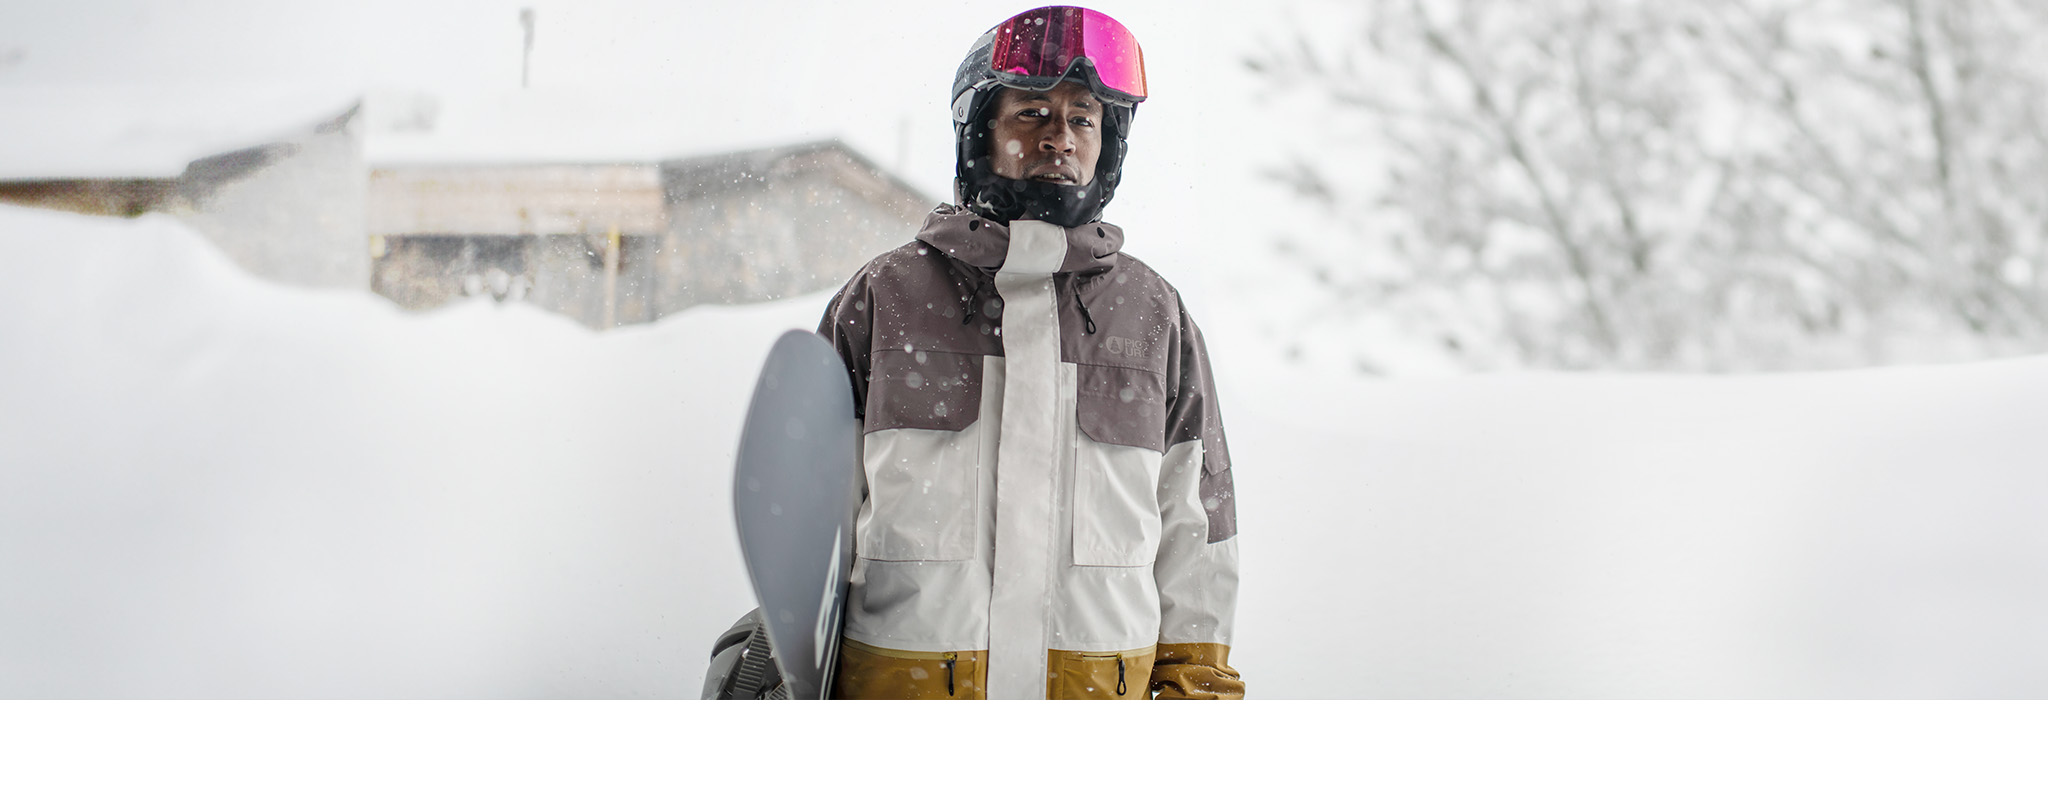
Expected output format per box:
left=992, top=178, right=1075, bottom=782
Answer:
left=702, top=608, right=793, bottom=700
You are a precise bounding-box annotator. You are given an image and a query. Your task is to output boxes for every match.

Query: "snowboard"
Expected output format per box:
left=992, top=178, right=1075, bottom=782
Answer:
left=728, top=329, right=861, bottom=700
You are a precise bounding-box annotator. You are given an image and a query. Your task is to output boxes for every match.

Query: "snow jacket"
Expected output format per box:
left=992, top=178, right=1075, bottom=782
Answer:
left=816, top=204, right=1243, bottom=700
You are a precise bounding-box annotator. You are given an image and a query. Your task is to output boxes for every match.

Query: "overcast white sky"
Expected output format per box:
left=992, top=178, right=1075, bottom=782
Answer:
left=0, top=0, right=1325, bottom=320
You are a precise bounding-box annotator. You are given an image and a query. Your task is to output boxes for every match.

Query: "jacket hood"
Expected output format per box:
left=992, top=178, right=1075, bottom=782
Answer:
left=915, top=203, right=1125, bottom=281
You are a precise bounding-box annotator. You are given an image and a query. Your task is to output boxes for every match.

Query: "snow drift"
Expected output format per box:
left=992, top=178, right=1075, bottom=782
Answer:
left=2, top=205, right=2045, bottom=698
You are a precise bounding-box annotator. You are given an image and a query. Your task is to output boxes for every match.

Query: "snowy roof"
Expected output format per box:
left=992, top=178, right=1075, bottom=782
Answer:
left=661, top=139, right=935, bottom=208
left=359, top=88, right=852, bottom=169
left=0, top=84, right=914, bottom=188
left=0, top=84, right=361, bottom=180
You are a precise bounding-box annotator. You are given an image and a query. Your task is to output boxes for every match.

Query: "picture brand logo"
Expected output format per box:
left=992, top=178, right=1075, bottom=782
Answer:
left=1104, top=335, right=1151, bottom=359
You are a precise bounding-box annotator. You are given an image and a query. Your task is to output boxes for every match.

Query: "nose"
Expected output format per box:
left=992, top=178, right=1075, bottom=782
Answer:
left=1041, top=119, right=1076, bottom=154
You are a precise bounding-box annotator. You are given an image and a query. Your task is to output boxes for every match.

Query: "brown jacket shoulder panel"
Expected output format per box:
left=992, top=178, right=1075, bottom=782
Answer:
left=821, top=240, right=1001, bottom=434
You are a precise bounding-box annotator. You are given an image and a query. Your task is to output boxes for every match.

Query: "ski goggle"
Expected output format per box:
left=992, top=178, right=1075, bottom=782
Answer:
left=985, top=6, right=1147, bottom=106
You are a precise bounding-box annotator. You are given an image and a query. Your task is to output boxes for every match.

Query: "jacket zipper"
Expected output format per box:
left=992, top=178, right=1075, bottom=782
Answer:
left=1116, top=656, right=1126, bottom=696
left=944, top=652, right=957, bottom=697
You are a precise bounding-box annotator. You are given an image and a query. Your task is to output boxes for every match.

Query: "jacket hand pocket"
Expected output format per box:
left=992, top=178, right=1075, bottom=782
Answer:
left=1047, top=647, right=1157, bottom=699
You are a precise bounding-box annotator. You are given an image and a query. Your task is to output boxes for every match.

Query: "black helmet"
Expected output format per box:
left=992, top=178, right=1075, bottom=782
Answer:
left=950, top=6, right=1148, bottom=228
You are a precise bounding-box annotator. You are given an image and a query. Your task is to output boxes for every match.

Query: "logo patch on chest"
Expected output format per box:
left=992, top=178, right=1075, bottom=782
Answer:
left=1103, top=335, right=1152, bottom=360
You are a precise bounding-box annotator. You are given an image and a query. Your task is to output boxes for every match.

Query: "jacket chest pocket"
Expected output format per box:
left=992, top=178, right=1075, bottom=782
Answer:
left=858, top=425, right=981, bottom=562
left=856, top=351, right=986, bottom=563
left=1070, top=431, right=1164, bottom=567
left=1070, top=366, right=1167, bottom=567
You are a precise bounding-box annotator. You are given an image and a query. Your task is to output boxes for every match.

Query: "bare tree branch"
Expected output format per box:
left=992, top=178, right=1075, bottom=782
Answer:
left=1411, top=0, right=1619, bottom=355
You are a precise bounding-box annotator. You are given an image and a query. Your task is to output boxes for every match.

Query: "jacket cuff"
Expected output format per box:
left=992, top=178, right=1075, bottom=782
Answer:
left=1149, top=642, right=1244, bottom=700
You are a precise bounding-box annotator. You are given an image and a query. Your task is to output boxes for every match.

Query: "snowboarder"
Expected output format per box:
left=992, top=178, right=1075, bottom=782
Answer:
left=815, top=5, right=1242, bottom=699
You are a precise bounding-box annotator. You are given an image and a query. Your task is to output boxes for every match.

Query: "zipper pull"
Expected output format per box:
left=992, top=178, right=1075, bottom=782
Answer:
left=944, top=652, right=957, bottom=697
left=1116, top=656, right=1127, bottom=696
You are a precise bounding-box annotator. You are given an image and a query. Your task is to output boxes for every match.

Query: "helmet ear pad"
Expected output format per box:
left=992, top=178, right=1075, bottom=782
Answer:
left=952, top=83, right=1134, bottom=228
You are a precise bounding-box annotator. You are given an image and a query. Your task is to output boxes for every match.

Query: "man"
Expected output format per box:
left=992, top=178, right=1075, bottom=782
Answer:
left=817, top=5, right=1241, bottom=700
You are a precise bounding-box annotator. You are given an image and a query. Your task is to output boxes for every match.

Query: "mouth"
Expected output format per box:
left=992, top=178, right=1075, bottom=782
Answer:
left=1024, top=156, right=1089, bottom=185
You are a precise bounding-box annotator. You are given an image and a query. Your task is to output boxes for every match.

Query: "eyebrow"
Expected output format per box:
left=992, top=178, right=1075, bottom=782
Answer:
left=1016, top=92, right=1097, bottom=108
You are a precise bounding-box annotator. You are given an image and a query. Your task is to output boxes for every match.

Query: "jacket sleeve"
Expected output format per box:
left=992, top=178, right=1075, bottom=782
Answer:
left=1150, top=296, right=1244, bottom=699
left=816, top=268, right=875, bottom=420
left=818, top=268, right=876, bottom=516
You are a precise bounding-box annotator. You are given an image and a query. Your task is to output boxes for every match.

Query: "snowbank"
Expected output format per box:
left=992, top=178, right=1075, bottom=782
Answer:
left=3, top=204, right=2045, bottom=698
left=0, top=205, right=793, bottom=697
left=1219, top=349, right=2048, bottom=698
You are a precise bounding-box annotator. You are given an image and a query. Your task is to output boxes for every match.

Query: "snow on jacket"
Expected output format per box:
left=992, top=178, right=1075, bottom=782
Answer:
left=816, top=204, right=1242, bottom=700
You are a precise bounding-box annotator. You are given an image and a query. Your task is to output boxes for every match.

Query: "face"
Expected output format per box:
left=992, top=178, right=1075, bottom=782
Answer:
left=987, top=81, right=1105, bottom=186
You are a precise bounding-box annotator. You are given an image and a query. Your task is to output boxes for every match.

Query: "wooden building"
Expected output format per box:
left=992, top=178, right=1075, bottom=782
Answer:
left=367, top=140, right=933, bottom=329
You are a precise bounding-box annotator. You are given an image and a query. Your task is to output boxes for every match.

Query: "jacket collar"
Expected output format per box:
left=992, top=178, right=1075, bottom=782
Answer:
left=915, top=204, right=1124, bottom=278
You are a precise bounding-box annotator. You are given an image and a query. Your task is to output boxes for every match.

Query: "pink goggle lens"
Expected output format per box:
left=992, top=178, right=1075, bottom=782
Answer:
left=988, top=6, right=1147, bottom=103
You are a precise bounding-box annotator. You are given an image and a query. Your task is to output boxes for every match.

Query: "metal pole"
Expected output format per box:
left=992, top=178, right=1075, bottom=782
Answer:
left=603, top=223, right=620, bottom=329
left=520, top=8, right=535, bottom=89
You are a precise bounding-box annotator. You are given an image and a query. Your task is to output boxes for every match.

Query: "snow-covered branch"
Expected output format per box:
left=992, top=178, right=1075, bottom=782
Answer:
left=1249, top=0, right=2048, bottom=370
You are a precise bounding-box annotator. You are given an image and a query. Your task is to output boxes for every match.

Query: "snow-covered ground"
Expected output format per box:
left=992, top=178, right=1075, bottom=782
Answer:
left=3, top=204, right=2046, bottom=698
